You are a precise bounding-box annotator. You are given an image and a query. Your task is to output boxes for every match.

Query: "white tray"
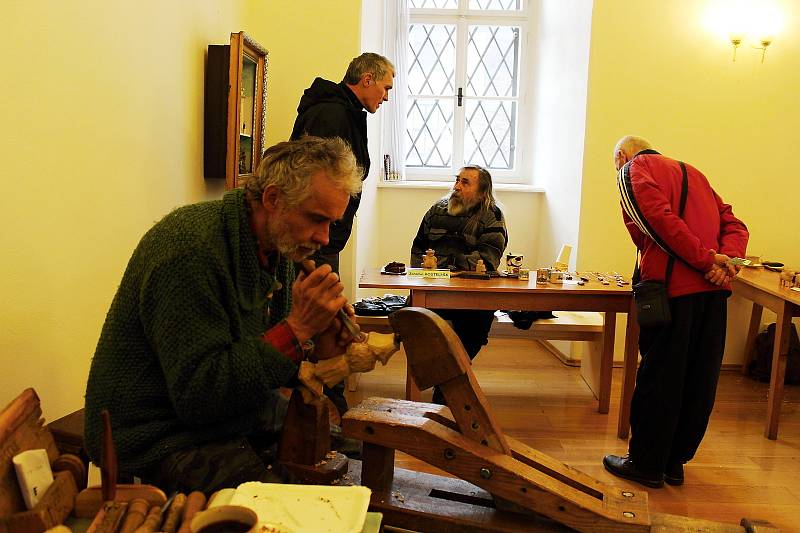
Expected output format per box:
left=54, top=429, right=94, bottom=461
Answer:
left=226, top=482, right=372, bottom=533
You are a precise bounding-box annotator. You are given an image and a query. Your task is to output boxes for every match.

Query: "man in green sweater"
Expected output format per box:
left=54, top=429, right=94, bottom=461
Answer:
left=84, top=137, right=363, bottom=493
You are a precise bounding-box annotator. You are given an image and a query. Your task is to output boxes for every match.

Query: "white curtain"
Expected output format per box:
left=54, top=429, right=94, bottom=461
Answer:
left=382, top=0, right=409, bottom=181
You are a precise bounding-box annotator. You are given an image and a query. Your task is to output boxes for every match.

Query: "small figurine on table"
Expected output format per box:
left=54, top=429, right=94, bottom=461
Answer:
left=422, top=249, right=438, bottom=269
left=780, top=270, right=796, bottom=288
left=475, top=259, right=487, bottom=274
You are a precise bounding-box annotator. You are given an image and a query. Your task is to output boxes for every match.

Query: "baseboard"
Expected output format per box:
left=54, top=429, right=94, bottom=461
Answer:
left=538, top=340, right=582, bottom=367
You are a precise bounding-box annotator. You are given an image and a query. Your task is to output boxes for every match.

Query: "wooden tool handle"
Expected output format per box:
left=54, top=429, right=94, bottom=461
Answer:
left=100, top=410, right=117, bottom=503
left=133, top=505, right=162, bottom=533
left=118, top=498, right=150, bottom=533
left=161, top=492, right=186, bottom=533
left=299, top=259, right=365, bottom=342
left=176, top=491, right=207, bottom=533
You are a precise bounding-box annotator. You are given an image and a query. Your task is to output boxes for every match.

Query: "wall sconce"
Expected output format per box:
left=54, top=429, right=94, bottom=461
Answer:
left=754, top=37, right=772, bottom=63
left=729, top=33, right=774, bottom=62
left=729, top=33, right=743, bottom=61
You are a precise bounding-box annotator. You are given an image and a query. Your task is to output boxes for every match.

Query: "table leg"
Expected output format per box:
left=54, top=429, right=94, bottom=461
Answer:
left=405, top=289, right=424, bottom=402
left=405, top=365, right=421, bottom=402
left=765, top=302, right=791, bottom=440
left=598, top=312, right=617, bottom=414
left=741, top=302, right=763, bottom=375
left=617, top=301, right=640, bottom=439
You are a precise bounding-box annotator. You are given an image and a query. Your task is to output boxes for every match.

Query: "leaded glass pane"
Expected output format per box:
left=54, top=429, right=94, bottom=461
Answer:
left=464, top=99, right=516, bottom=170
left=469, top=0, right=522, bottom=10
left=406, top=98, right=454, bottom=167
left=408, top=24, right=456, bottom=95
left=409, top=0, right=458, bottom=8
left=467, top=25, right=519, bottom=97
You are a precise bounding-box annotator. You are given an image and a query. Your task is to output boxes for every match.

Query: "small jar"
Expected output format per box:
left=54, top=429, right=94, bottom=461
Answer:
left=536, top=268, right=550, bottom=284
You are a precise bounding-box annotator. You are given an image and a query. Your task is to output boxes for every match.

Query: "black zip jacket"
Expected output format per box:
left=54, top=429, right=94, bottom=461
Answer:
left=291, top=78, right=370, bottom=255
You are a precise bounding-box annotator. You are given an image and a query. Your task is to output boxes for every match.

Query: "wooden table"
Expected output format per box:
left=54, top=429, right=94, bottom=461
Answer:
left=359, top=269, right=640, bottom=436
left=733, top=267, right=800, bottom=439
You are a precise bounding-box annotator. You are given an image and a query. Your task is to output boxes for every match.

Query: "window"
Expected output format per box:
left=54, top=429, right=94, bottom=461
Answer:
left=404, top=0, right=528, bottom=182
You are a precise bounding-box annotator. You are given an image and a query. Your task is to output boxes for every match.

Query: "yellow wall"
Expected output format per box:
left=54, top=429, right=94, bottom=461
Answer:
left=244, top=1, right=361, bottom=145
left=0, top=0, right=360, bottom=420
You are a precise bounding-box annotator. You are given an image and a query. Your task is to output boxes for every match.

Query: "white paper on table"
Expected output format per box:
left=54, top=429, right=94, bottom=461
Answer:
left=229, top=482, right=371, bottom=533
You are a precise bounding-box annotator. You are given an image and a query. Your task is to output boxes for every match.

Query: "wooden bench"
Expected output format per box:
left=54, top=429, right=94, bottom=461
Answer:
left=352, top=311, right=608, bottom=399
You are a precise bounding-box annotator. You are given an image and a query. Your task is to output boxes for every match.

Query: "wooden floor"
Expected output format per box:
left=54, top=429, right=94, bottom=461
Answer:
left=346, top=336, right=800, bottom=532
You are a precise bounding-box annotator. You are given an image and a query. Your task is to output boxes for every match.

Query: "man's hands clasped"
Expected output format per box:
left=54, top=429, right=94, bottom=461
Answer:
left=704, top=252, right=741, bottom=286
left=285, top=262, right=360, bottom=361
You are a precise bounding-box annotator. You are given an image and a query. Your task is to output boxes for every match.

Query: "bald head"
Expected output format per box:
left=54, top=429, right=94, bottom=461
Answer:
left=613, top=135, right=653, bottom=171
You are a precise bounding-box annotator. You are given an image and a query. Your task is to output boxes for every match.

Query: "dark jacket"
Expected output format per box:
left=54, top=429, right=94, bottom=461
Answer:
left=617, top=150, right=748, bottom=298
left=410, top=198, right=508, bottom=271
left=84, top=189, right=297, bottom=475
left=291, top=78, right=369, bottom=255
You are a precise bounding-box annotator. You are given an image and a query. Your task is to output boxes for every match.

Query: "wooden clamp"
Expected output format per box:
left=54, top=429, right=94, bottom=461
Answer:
left=343, top=308, right=777, bottom=532
left=277, top=388, right=348, bottom=484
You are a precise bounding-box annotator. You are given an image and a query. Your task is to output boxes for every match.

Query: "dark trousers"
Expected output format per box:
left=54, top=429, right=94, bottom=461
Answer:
left=628, top=291, right=727, bottom=474
left=142, top=391, right=289, bottom=494
left=430, top=309, right=496, bottom=405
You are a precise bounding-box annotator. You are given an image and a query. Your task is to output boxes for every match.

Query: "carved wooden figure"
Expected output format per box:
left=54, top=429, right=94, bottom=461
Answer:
left=422, top=249, right=438, bottom=269
left=475, top=259, right=486, bottom=274
left=300, top=332, right=400, bottom=394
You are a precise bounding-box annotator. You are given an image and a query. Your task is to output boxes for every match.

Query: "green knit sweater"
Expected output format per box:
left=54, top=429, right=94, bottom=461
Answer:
left=84, top=189, right=297, bottom=475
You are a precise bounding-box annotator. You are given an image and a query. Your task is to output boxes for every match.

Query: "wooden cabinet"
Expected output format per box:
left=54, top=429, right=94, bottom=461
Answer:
left=204, top=32, right=268, bottom=190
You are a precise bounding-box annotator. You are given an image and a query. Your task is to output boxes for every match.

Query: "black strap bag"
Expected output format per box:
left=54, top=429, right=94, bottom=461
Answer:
left=631, top=162, right=688, bottom=329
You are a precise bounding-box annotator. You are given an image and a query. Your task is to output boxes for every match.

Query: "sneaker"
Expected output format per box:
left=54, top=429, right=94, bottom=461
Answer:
left=603, top=454, right=664, bottom=488
left=664, top=461, right=684, bottom=486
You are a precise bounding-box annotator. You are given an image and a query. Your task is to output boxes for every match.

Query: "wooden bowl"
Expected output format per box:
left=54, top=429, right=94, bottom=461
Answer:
left=190, top=505, right=258, bottom=533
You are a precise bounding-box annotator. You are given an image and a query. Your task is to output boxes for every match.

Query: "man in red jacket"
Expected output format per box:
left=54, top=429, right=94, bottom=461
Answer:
left=603, top=136, right=749, bottom=488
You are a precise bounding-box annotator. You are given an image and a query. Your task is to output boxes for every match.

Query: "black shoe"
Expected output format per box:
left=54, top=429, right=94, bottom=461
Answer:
left=603, top=454, right=664, bottom=488
left=664, top=461, right=684, bottom=486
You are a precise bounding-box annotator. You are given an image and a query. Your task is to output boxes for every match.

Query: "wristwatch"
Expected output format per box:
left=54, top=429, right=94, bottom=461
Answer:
left=301, top=339, right=315, bottom=360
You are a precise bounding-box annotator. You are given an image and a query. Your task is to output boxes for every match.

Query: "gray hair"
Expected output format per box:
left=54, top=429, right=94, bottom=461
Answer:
left=462, top=165, right=498, bottom=235
left=243, top=136, right=362, bottom=208
left=343, top=52, right=395, bottom=85
left=614, top=135, right=653, bottom=160
left=464, top=165, right=497, bottom=213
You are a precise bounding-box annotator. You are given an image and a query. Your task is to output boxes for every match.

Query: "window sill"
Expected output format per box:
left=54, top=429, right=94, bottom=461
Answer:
left=378, top=179, right=544, bottom=193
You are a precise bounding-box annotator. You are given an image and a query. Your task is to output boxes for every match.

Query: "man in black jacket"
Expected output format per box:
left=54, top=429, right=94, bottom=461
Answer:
left=291, top=53, right=394, bottom=274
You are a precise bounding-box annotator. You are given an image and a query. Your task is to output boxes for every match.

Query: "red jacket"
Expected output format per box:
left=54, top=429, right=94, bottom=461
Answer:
left=617, top=150, right=749, bottom=298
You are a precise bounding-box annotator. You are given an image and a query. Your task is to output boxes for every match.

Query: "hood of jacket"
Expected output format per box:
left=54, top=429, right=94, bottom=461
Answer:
left=296, top=78, right=363, bottom=115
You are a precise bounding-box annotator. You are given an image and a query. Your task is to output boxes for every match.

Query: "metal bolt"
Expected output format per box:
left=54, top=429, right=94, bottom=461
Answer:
left=623, top=511, right=635, bottom=518
left=444, top=448, right=455, bottom=460
left=621, top=491, right=634, bottom=498
left=479, top=468, right=492, bottom=479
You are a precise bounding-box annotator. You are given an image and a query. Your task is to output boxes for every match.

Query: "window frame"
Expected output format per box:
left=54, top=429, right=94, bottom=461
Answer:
left=404, top=0, right=531, bottom=184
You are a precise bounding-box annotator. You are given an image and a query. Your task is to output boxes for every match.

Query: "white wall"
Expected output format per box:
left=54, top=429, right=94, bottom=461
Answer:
left=530, top=0, right=594, bottom=271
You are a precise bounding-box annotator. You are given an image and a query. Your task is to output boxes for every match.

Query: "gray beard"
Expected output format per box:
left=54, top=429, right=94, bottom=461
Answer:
left=447, top=193, right=479, bottom=216
left=265, top=216, right=320, bottom=261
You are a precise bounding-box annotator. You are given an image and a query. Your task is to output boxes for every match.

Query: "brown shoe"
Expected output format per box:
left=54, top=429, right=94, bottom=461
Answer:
left=603, top=454, right=664, bottom=488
